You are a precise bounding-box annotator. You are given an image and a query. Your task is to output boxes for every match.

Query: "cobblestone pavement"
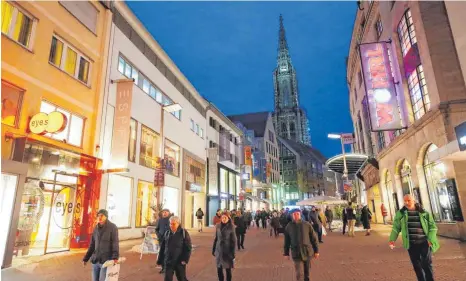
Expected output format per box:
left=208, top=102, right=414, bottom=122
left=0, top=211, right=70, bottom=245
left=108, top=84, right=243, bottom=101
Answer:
left=2, top=224, right=466, bottom=281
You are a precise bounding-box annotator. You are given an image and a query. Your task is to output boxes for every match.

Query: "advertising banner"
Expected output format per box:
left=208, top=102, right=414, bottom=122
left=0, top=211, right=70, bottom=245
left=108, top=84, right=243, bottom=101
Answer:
left=266, top=162, right=272, bottom=179
left=244, top=146, right=252, bottom=166
left=154, top=157, right=165, bottom=187
left=341, top=133, right=355, bottom=144
left=208, top=148, right=219, bottom=195
left=359, top=42, right=402, bottom=131
left=343, top=181, right=353, bottom=192
left=111, top=79, right=133, bottom=168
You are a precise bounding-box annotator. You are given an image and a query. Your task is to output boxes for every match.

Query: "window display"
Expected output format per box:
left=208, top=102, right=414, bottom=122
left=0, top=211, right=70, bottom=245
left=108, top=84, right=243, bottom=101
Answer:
left=140, top=125, right=160, bottom=169
left=1, top=81, right=23, bottom=127
left=220, top=168, right=227, bottom=193
left=136, top=181, right=157, bottom=227
left=163, top=186, right=179, bottom=216
left=164, top=139, right=180, bottom=177
left=128, top=119, right=137, bottom=162
left=107, top=175, right=132, bottom=228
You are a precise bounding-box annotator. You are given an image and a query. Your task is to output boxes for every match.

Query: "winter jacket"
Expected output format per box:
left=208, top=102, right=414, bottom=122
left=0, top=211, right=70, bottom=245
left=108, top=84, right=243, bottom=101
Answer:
left=325, top=209, right=333, bottom=222
left=157, top=226, right=192, bottom=267
left=279, top=213, right=290, bottom=228
left=212, top=223, right=236, bottom=269
left=302, top=209, right=310, bottom=221
left=284, top=221, right=319, bottom=261
left=213, top=215, right=222, bottom=226
left=83, top=221, right=119, bottom=264
left=234, top=216, right=247, bottom=234
left=308, top=211, right=322, bottom=228
left=389, top=205, right=440, bottom=253
left=155, top=216, right=171, bottom=240
left=361, top=207, right=372, bottom=229
left=345, top=207, right=355, bottom=220
left=271, top=217, right=281, bottom=228
left=196, top=210, right=204, bottom=219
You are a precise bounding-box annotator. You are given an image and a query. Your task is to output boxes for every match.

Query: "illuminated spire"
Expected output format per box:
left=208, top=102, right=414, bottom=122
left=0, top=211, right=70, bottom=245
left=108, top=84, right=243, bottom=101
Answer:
left=278, top=14, right=288, bottom=51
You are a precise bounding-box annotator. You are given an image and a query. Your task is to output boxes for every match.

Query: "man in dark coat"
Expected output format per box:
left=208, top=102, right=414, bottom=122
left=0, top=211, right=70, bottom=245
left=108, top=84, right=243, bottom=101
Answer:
left=325, top=207, right=334, bottom=232
left=302, top=208, right=310, bottom=222
left=157, top=216, right=192, bottom=281
left=284, top=210, right=319, bottom=281
left=156, top=209, right=172, bottom=273
left=195, top=208, right=204, bottom=233
left=83, top=209, right=119, bottom=281
left=309, top=207, right=323, bottom=243
left=261, top=208, right=268, bottom=229
left=233, top=210, right=247, bottom=250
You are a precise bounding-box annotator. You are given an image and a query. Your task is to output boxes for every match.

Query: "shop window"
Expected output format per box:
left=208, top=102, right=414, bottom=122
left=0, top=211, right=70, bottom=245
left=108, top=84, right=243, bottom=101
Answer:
left=135, top=181, right=157, bottom=227
left=163, top=186, right=179, bottom=216
left=49, top=36, right=91, bottom=84
left=164, top=139, right=180, bottom=177
left=375, top=15, right=383, bottom=40
left=220, top=168, right=227, bottom=193
left=229, top=172, right=235, bottom=195
left=107, top=174, right=132, bottom=228
left=139, top=125, right=160, bottom=169
left=398, top=10, right=417, bottom=57
left=236, top=175, right=241, bottom=196
left=40, top=101, right=85, bottom=147
left=400, top=160, right=413, bottom=196
left=186, top=156, right=205, bottom=187
left=1, top=1, right=35, bottom=48
left=1, top=81, right=23, bottom=127
left=128, top=118, right=137, bottom=163
left=407, top=65, right=430, bottom=120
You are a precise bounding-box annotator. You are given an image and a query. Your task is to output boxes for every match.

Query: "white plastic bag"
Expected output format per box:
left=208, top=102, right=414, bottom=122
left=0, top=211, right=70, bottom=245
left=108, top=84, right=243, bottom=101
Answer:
left=322, top=227, right=327, bottom=236
left=105, top=264, right=120, bottom=281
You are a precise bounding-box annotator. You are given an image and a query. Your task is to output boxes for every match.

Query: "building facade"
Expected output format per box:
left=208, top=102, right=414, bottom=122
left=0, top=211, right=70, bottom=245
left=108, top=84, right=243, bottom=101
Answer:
left=205, top=104, right=243, bottom=225
left=229, top=112, right=281, bottom=210
left=348, top=1, right=466, bottom=239
left=95, top=1, right=209, bottom=239
left=1, top=1, right=112, bottom=267
left=272, top=15, right=311, bottom=146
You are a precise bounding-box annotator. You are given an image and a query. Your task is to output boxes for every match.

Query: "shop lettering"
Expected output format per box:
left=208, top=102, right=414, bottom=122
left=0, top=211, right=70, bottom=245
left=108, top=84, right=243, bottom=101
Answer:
left=55, top=202, right=81, bottom=216
left=30, top=119, right=48, bottom=128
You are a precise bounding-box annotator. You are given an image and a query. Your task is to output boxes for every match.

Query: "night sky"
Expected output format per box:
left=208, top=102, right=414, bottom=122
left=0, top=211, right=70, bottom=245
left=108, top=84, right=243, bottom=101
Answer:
left=127, top=1, right=356, bottom=158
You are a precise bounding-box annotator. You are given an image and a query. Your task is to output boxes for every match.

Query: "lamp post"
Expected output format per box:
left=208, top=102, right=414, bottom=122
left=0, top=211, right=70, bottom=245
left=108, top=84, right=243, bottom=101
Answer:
left=328, top=133, right=350, bottom=179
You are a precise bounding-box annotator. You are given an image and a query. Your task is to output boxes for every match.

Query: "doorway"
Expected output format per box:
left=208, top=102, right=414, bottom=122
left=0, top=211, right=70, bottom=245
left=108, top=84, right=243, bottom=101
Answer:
left=1, top=173, right=19, bottom=268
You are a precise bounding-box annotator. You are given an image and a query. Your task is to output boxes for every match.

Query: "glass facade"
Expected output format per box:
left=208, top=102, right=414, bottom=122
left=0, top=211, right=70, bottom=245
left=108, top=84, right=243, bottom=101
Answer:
left=107, top=175, right=132, bottom=228
left=140, top=125, right=160, bottom=169
left=135, top=181, right=157, bottom=227
left=165, top=139, right=180, bottom=177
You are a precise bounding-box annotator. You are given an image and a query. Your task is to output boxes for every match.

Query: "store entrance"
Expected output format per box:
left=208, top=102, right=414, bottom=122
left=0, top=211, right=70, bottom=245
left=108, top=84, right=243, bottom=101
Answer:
left=1, top=173, right=19, bottom=268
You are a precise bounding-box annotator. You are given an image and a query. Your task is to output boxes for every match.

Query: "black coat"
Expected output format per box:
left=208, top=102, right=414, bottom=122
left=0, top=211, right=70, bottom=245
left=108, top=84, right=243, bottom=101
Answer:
left=361, top=207, right=372, bottom=229
left=156, top=216, right=170, bottom=240
left=325, top=209, right=334, bottom=222
left=196, top=210, right=204, bottom=219
left=83, top=221, right=119, bottom=264
left=212, top=223, right=236, bottom=269
left=156, top=227, right=192, bottom=267
left=271, top=217, right=281, bottom=228
left=284, top=221, right=319, bottom=261
left=302, top=209, right=310, bottom=221
left=234, top=216, right=247, bottom=234
left=309, top=211, right=322, bottom=228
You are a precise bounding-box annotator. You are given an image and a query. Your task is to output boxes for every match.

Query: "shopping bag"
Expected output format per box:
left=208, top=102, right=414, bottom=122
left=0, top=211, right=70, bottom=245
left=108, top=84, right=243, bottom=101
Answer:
left=105, top=264, right=120, bottom=281
left=322, top=227, right=327, bottom=236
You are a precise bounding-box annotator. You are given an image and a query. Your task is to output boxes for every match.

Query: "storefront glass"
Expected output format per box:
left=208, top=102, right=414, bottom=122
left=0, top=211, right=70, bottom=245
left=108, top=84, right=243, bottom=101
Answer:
left=400, top=160, right=413, bottom=196
left=165, top=139, right=180, bottom=177
left=140, top=125, right=160, bottom=169
left=128, top=119, right=137, bottom=163
left=163, top=186, right=179, bottom=216
left=236, top=175, right=241, bottom=196
left=1, top=81, right=23, bottom=127
left=1, top=173, right=18, bottom=267
left=136, top=181, right=157, bottom=227
left=229, top=172, right=235, bottom=196
left=107, top=175, right=132, bottom=228
left=220, top=168, right=227, bottom=193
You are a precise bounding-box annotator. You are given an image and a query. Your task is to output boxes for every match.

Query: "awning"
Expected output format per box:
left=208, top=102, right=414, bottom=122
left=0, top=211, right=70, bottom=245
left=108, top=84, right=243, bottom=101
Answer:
left=428, top=140, right=466, bottom=162
left=326, top=153, right=368, bottom=175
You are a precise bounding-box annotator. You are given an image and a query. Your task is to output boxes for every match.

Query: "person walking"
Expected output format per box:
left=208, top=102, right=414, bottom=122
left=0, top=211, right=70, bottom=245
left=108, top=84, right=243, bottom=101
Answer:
left=309, top=207, right=323, bottom=243
left=342, top=206, right=348, bottom=235
left=156, top=209, right=172, bottom=274
left=325, top=207, right=334, bottom=232
left=82, top=209, right=119, bottom=281
left=271, top=211, right=281, bottom=238
left=283, top=210, right=320, bottom=281
left=244, top=210, right=252, bottom=229
left=213, top=213, right=236, bottom=281
left=346, top=204, right=356, bottom=237
left=213, top=209, right=223, bottom=226
left=255, top=210, right=261, bottom=228
left=261, top=208, right=268, bottom=229
left=195, top=208, right=204, bottom=232
left=318, top=209, right=327, bottom=234
left=233, top=210, right=246, bottom=250
left=302, top=207, right=310, bottom=222
left=157, top=216, right=192, bottom=281
left=381, top=203, right=389, bottom=225
left=361, top=205, right=372, bottom=236
left=389, top=195, right=439, bottom=281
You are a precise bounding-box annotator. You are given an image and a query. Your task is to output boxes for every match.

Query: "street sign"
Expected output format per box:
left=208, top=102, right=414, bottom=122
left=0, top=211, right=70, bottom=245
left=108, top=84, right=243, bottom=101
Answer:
left=341, top=133, right=355, bottom=144
left=343, top=181, right=353, bottom=192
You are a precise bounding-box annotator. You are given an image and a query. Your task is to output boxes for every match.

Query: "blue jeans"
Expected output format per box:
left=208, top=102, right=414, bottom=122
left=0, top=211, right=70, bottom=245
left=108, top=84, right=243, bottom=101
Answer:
left=92, top=263, right=107, bottom=281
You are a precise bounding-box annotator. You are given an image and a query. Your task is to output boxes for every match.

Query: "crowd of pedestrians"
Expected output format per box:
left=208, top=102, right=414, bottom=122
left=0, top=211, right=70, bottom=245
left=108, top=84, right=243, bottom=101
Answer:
left=80, top=195, right=440, bottom=281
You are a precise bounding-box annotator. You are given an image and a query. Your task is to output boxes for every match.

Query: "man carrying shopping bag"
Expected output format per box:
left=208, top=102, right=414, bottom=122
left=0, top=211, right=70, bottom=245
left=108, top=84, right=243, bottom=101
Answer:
left=83, top=209, right=120, bottom=281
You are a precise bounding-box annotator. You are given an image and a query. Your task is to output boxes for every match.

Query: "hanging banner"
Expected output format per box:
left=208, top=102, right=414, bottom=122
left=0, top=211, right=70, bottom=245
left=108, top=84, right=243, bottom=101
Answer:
left=359, top=42, right=402, bottom=132
left=343, top=181, right=353, bottom=192
left=266, top=162, right=272, bottom=179
left=244, top=146, right=252, bottom=166
left=208, top=148, right=219, bottom=195
left=154, top=157, right=165, bottom=187
left=111, top=79, right=134, bottom=168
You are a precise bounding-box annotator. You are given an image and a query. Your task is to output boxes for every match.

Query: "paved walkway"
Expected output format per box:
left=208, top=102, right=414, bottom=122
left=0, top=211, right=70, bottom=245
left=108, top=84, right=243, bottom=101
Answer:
left=2, top=224, right=466, bottom=281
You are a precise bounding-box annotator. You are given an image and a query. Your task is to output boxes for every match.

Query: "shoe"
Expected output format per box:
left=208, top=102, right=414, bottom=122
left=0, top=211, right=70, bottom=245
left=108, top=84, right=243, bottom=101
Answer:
left=241, top=245, right=245, bottom=249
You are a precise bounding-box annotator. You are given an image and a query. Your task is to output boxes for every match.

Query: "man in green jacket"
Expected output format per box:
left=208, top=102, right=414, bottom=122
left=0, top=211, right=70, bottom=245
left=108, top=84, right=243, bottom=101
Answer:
left=389, top=195, right=439, bottom=281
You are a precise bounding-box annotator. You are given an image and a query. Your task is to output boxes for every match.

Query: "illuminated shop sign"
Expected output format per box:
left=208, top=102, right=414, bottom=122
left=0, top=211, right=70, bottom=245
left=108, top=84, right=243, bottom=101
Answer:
left=455, top=122, right=466, bottom=151
left=359, top=42, right=403, bottom=131
left=28, top=112, right=67, bottom=135
left=186, top=182, right=201, bottom=193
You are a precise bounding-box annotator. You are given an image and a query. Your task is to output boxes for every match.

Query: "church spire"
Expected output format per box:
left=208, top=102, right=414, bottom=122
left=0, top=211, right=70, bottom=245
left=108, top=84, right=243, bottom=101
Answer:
left=278, top=14, right=288, bottom=51
left=277, top=14, right=291, bottom=67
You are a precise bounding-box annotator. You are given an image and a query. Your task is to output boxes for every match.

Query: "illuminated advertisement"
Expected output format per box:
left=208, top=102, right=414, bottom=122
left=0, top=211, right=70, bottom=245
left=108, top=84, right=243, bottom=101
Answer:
left=359, top=42, right=403, bottom=131
left=244, top=146, right=252, bottom=166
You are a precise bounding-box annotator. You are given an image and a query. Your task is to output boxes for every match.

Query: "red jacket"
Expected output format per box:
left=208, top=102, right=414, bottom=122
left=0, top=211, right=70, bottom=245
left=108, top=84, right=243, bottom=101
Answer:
left=213, top=215, right=222, bottom=226
left=381, top=205, right=388, bottom=216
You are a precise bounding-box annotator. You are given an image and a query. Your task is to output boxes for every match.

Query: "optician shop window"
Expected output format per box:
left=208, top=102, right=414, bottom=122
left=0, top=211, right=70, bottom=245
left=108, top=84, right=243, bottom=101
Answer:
left=136, top=180, right=157, bottom=227
left=1, top=81, right=23, bottom=127
left=40, top=101, right=85, bottom=147
left=1, top=1, right=36, bottom=49
left=140, top=125, right=160, bottom=169
left=107, top=174, right=132, bottom=228
left=164, top=139, right=180, bottom=177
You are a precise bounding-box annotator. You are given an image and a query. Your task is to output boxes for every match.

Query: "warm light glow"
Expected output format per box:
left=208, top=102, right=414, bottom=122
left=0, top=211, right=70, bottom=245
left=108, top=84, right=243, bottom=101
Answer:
left=163, top=103, right=182, bottom=113
left=328, top=134, right=341, bottom=139
left=374, top=88, right=392, bottom=103
left=436, top=163, right=446, bottom=174
left=32, top=157, right=40, bottom=163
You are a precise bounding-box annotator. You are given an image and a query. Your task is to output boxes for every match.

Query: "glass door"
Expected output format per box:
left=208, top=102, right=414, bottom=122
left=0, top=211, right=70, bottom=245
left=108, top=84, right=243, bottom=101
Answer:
left=1, top=173, right=19, bottom=268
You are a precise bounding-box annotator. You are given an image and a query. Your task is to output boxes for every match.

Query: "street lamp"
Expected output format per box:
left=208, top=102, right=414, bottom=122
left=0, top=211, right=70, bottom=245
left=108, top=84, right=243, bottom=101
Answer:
left=327, top=133, right=349, bottom=179
left=160, top=103, right=182, bottom=156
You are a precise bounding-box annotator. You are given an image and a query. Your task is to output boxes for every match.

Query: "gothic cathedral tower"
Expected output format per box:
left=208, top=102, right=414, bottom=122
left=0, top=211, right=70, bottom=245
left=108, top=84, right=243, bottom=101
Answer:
left=272, top=15, right=311, bottom=145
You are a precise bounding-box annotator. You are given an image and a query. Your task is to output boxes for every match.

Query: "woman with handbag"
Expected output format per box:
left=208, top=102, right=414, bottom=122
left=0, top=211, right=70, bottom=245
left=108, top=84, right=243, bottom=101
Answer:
left=212, top=213, right=236, bottom=281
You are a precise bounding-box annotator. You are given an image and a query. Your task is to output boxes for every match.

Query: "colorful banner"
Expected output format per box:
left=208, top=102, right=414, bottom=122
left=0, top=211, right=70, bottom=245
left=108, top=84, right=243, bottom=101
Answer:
left=154, top=157, right=165, bottom=186
left=244, top=146, right=252, bottom=166
left=359, top=42, right=403, bottom=131
left=403, top=43, right=421, bottom=77
left=266, top=162, right=272, bottom=179
left=207, top=148, right=219, bottom=195
left=111, top=79, right=133, bottom=168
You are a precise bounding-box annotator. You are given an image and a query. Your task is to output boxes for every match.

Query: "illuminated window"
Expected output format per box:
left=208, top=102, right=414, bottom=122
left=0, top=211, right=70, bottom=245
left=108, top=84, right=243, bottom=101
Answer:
left=40, top=100, right=85, bottom=147
left=49, top=36, right=91, bottom=84
left=107, top=175, right=132, bottom=228
left=397, top=10, right=417, bottom=57
left=164, top=139, right=180, bottom=177
left=128, top=118, right=137, bottom=163
left=1, top=81, right=23, bottom=127
left=139, top=125, right=160, bottom=169
left=1, top=1, right=34, bottom=48
left=407, top=65, right=430, bottom=120
left=375, top=16, right=383, bottom=39
left=135, top=180, right=157, bottom=227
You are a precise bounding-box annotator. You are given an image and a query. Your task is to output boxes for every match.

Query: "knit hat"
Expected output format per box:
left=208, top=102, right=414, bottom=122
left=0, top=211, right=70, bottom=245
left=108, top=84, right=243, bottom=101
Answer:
left=97, top=209, right=108, bottom=217
left=290, top=209, right=301, bottom=214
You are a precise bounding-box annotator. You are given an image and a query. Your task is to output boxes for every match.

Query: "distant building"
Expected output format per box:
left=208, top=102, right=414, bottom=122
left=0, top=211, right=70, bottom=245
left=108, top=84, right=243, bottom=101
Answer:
left=272, top=15, right=311, bottom=146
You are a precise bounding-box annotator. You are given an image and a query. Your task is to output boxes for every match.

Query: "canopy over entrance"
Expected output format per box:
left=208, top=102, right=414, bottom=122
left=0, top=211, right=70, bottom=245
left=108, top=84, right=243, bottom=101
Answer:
left=326, top=153, right=368, bottom=176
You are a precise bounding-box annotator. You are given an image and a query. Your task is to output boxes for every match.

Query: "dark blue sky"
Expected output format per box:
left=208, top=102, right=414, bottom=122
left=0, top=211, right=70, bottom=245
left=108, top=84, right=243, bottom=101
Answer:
left=127, top=1, right=356, bottom=158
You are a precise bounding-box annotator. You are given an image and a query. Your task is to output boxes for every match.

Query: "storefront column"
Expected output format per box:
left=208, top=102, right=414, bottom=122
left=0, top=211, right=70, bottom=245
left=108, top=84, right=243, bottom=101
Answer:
left=453, top=160, right=466, bottom=239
